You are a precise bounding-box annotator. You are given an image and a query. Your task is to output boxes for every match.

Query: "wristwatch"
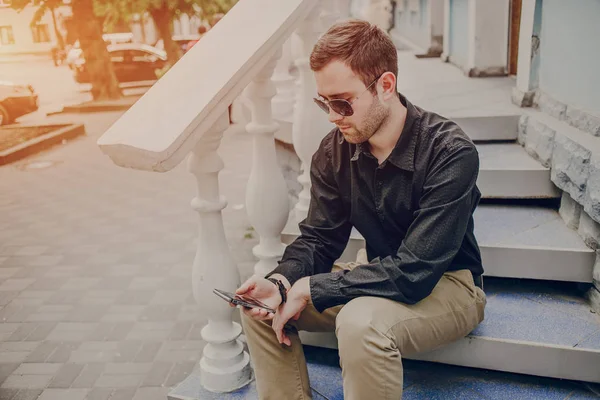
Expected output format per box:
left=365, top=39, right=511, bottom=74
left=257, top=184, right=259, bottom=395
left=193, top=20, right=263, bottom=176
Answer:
left=267, top=278, right=287, bottom=304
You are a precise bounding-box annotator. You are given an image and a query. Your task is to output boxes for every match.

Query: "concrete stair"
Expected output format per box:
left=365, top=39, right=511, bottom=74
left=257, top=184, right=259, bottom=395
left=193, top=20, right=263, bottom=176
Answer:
left=283, top=203, right=596, bottom=283
left=279, top=110, right=600, bottom=389
left=477, top=143, right=560, bottom=199
left=170, top=344, right=600, bottom=399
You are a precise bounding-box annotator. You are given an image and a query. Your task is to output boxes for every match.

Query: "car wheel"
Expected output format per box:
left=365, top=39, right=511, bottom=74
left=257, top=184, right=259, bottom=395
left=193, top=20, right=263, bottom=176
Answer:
left=0, top=105, right=9, bottom=126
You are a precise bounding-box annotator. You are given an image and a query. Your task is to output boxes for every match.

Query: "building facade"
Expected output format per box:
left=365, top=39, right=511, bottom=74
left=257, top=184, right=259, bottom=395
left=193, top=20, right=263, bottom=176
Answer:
left=0, top=1, right=70, bottom=56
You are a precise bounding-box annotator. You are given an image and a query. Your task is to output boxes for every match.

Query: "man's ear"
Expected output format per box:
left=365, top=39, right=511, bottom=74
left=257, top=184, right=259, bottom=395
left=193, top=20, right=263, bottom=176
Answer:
left=378, top=72, right=397, bottom=100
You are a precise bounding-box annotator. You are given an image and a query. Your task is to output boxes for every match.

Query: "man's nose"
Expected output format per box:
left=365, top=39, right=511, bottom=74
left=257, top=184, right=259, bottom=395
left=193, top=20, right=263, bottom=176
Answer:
left=328, top=108, right=343, bottom=123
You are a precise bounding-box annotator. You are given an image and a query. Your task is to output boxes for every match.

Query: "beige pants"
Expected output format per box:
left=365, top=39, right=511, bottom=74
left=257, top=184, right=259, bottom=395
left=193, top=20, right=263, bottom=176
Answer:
left=242, top=252, right=487, bottom=400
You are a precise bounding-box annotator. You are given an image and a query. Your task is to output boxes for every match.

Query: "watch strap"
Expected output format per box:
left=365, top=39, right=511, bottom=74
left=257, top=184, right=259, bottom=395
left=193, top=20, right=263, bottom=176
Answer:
left=267, top=278, right=287, bottom=304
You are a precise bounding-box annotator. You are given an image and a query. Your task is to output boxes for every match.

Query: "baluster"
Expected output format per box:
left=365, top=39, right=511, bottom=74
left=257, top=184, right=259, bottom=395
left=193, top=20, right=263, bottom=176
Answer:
left=244, top=50, right=291, bottom=277
left=186, top=113, right=252, bottom=393
left=292, top=4, right=334, bottom=223
left=272, top=38, right=296, bottom=125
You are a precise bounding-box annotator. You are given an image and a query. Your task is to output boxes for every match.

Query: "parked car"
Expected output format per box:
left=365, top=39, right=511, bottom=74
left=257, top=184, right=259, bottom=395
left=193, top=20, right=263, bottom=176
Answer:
left=65, top=33, right=136, bottom=70
left=154, top=34, right=201, bottom=54
left=0, top=81, right=38, bottom=126
left=72, top=43, right=168, bottom=84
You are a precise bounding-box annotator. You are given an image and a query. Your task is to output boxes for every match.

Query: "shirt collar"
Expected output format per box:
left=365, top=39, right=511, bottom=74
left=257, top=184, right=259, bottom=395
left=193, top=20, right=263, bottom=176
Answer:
left=349, top=93, right=420, bottom=171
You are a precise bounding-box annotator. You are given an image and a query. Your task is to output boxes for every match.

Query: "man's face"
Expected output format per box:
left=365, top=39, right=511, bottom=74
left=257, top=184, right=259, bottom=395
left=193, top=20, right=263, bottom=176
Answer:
left=315, top=60, right=389, bottom=144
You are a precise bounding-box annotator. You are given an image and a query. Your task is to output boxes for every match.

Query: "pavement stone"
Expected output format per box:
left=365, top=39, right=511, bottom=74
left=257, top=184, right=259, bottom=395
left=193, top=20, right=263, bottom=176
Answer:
left=1, top=373, right=53, bottom=389
left=0, top=364, right=19, bottom=386
left=83, top=388, right=112, bottom=400
left=70, top=364, right=104, bottom=389
left=0, top=388, right=19, bottom=400
left=108, top=388, right=137, bottom=400
left=48, top=363, right=85, bottom=389
left=10, top=389, right=44, bottom=400
left=37, top=388, right=89, bottom=400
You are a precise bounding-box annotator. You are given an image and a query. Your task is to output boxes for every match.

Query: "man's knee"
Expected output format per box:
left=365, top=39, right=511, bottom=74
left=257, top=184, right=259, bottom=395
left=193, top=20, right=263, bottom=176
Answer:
left=335, top=298, right=397, bottom=360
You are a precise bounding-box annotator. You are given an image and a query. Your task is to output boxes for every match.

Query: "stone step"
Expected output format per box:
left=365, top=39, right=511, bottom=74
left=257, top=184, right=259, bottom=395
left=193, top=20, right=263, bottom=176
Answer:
left=299, top=278, right=600, bottom=384
left=282, top=204, right=595, bottom=283
left=474, top=204, right=594, bottom=282
left=452, top=115, right=520, bottom=142
left=477, top=142, right=560, bottom=199
left=170, top=344, right=600, bottom=399
left=303, top=346, right=600, bottom=400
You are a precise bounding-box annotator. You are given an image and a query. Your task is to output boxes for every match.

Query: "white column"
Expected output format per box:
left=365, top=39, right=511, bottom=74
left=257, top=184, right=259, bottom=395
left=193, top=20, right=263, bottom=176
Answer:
left=180, top=14, right=191, bottom=35
left=244, top=50, right=291, bottom=277
left=272, top=38, right=296, bottom=125
left=173, top=18, right=182, bottom=36
left=441, top=0, right=451, bottom=61
left=187, top=113, right=252, bottom=393
left=466, top=0, right=510, bottom=75
left=292, top=4, right=334, bottom=223
left=513, top=0, right=537, bottom=106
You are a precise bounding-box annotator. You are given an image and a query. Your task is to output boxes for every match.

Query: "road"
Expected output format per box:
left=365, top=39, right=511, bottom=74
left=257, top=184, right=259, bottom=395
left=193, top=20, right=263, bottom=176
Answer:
left=1, top=60, right=90, bottom=116
left=1, top=59, right=151, bottom=123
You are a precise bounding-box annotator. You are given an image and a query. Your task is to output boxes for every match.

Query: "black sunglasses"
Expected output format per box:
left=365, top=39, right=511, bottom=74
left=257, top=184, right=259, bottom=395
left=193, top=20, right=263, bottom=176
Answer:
left=313, top=74, right=382, bottom=117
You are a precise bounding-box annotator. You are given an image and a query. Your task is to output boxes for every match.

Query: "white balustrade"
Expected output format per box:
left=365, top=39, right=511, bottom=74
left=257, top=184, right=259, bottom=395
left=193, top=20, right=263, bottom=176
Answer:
left=96, top=0, right=328, bottom=394
left=291, top=4, right=335, bottom=223
left=244, top=51, right=291, bottom=277
left=187, top=113, right=252, bottom=392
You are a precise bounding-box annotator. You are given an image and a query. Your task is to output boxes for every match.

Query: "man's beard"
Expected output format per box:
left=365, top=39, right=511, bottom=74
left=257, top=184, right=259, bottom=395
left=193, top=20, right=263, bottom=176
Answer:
left=341, top=96, right=390, bottom=144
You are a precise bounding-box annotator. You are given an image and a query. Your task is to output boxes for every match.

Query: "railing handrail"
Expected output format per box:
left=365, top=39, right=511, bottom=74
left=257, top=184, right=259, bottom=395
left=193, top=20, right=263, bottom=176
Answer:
left=97, top=0, right=317, bottom=172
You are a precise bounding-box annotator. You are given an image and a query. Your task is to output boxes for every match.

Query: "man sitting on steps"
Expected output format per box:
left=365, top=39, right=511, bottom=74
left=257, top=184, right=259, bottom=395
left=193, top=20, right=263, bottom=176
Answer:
left=237, top=19, right=487, bottom=400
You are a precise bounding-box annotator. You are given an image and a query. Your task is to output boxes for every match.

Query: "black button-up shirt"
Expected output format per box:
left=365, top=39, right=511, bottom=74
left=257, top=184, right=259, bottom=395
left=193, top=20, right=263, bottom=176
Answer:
left=268, top=94, right=484, bottom=313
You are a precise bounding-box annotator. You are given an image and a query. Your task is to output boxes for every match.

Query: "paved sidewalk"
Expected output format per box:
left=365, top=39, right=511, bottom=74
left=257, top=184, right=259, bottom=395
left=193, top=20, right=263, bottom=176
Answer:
left=0, top=111, right=258, bottom=400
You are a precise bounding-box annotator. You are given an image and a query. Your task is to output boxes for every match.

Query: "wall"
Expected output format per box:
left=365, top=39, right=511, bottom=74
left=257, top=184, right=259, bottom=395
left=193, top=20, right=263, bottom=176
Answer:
left=0, top=5, right=69, bottom=55
left=471, top=0, right=509, bottom=73
left=538, top=0, right=600, bottom=117
left=447, top=0, right=468, bottom=67
left=391, top=0, right=431, bottom=52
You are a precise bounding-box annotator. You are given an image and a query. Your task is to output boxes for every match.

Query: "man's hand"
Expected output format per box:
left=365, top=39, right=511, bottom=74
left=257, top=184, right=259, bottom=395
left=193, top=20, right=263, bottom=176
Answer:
left=235, top=276, right=282, bottom=321
left=272, top=277, right=311, bottom=346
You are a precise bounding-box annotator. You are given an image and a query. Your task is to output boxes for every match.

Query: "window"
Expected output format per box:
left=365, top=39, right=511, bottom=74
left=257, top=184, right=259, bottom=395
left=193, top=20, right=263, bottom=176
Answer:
left=31, top=24, right=51, bottom=43
left=0, top=26, right=14, bottom=45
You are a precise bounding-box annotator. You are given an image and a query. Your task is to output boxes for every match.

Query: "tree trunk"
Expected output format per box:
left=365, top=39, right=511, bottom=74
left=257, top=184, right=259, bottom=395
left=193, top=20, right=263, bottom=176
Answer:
left=71, top=0, right=121, bottom=101
left=150, top=4, right=181, bottom=65
left=49, top=7, right=64, bottom=49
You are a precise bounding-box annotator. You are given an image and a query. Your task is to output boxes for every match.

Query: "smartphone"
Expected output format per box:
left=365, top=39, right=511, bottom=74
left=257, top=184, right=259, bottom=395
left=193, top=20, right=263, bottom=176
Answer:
left=213, top=288, right=276, bottom=314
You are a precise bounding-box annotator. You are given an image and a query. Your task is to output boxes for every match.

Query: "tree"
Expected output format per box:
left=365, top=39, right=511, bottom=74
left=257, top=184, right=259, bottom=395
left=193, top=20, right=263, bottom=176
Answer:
left=12, top=0, right=122, bottom=101
left=148, top=0, right=182, bottom=65
left=95, top=0, right=237, bottom=65
left=71, top=0, right=122, bottom=100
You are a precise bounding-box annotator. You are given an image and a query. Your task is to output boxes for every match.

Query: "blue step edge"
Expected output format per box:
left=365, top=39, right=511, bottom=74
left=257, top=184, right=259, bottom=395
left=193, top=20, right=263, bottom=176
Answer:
left=472, top=277, right=600, bottom=349
left=169, top=346, right=600, bottom=399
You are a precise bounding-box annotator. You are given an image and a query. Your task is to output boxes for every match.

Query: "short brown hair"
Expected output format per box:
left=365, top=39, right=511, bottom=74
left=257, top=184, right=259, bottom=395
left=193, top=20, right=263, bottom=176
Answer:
left=310, top=19, right=398, bottom=92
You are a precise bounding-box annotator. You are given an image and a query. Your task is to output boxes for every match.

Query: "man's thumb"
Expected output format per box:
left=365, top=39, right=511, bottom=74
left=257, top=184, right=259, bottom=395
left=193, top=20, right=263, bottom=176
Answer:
left=236, top=279, right=255, bottom=295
